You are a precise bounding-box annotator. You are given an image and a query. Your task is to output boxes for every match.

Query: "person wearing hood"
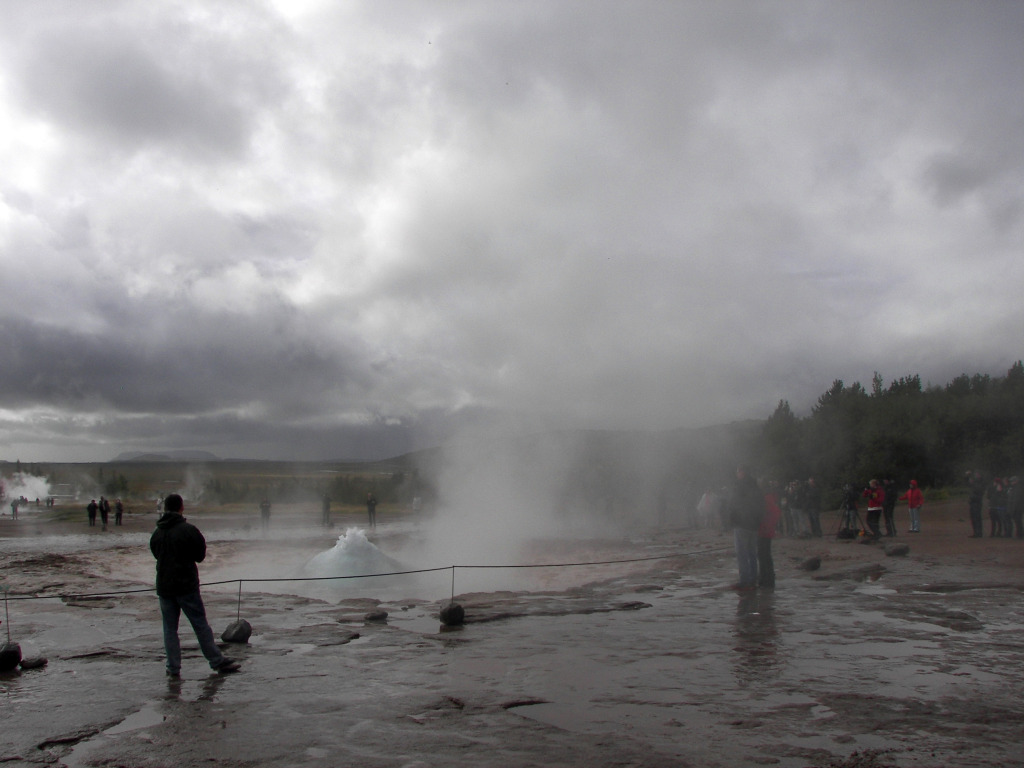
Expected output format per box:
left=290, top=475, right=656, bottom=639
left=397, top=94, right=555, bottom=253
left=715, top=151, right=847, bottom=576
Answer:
left=899, top=480, right=924, bottom=533
left=150, top=494, right=240, bottom=677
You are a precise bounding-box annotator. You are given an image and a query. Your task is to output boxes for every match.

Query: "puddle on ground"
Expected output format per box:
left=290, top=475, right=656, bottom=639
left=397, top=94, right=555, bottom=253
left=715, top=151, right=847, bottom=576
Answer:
left=103, top=704, right=165, bottom=735
left=61, top=704, right=166, bottom=768
left=384, top=607, right=444, bottom=634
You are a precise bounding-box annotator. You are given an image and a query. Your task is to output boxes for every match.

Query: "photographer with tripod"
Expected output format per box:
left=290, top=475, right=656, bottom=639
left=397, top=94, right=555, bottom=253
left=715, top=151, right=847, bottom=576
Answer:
left=836, top=483, right=864, bottom=539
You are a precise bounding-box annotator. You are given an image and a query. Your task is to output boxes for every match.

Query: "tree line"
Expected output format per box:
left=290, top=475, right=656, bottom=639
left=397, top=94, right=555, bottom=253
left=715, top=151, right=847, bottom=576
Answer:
left=754, top=361, right=1024, bottom=497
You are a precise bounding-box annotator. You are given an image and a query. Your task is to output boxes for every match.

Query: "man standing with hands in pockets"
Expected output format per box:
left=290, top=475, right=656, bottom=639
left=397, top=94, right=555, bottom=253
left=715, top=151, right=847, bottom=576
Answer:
left=150, top=494, right=241, bottom=678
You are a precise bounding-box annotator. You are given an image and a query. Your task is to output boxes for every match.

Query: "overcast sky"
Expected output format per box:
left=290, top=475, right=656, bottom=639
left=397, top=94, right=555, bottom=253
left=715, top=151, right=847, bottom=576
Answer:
left=1, top=1, right=1022, bottom=463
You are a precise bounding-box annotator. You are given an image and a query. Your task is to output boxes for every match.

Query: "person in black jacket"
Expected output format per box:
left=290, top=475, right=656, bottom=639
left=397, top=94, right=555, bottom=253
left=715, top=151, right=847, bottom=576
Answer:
left=150, top=494, right=240, bottom=677
left=967, top=470, right=986, bottom=538
left=882, top=478, right=898, bottom=537
left=727, top=466, right=764, bottom=591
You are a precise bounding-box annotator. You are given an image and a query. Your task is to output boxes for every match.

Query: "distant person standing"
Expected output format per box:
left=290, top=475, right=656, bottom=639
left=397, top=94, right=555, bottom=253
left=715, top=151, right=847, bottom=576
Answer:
left=899, top=480, right=924, bottom=533
left=321, top=494, right=331, bottom=527
left=786, top=480, right=805, bottom=537
left=366, top=493, right=377, bottom=530
left=805, top=478, right=822, bottom=537
left=967, top=470, right=985, bottom=538
left=696, top=489, right=719, bottom=529
left=99, top=496, right=110, bottom=530
left=149, top=494, right=240, bottom=678
left=87, top=499, right=98, bottom=526
left=862, top=480, right=884, bottom=540
left=259, top=498, right=271, bottom=533
left=1008, top=476, right=1024, bottom=539
left=988, top=478, right=1008, bottom=537
left=10, top=500, right=18, bottom=520
left=726, top=466, right=764, bottom=591
left=758, top=480, right=782, bottom=589
left=115, top=499, right=124, bottom=525
left=882, top=478, right=898, bottom=537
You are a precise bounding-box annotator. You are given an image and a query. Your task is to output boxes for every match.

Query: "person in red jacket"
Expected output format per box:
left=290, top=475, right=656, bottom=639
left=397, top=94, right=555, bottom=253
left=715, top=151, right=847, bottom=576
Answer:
left=899, top=480, right=924, bottom=533
left=758, top=480, right=783, bottom=589
left=862, top=479, right=884, bottom=540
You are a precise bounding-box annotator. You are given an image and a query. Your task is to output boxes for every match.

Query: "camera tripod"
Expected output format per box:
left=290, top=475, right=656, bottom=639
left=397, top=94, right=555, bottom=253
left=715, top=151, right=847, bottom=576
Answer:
left=835, top=505, right=865, bottom=539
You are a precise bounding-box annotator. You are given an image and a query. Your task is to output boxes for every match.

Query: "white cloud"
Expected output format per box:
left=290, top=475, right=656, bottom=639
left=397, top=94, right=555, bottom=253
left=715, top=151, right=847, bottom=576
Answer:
left=0, top=0, right=1021, bottom=460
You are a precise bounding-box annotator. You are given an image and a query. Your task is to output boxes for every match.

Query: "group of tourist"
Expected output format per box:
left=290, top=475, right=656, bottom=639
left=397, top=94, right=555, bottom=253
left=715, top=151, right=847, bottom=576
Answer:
left=775, top=478, right=824, bottom=537
left=725, top=468, right=931, bottom=591
left=966, top=470, right=1024, bottom=539
left=852, top=477, right=924, bottom=540
left=86, top=496, right=124, bottom=528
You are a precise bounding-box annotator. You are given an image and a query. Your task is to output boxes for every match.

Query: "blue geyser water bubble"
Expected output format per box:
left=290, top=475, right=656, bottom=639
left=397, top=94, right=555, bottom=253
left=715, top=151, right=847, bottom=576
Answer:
left=303, top=527, right=404, bottom=581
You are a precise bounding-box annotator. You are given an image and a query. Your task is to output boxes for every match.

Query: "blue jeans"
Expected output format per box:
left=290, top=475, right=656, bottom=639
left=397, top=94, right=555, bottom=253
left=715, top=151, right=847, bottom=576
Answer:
left=159, top=591, right=227, bottom=673
left=733, top=528, right=759, bottom=588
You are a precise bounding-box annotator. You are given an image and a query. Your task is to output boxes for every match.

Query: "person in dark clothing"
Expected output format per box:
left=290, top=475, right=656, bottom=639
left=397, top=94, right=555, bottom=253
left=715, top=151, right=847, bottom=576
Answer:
left=988, top=478, right=1008, bottom=537
left=1008, top=476, right=1024, bottom=539
left=321, top=494, right=331, bottom=527
left=150, top=494, right=240, bottom=678
left=366, top=493, right=377, bottom=529
left=114, top=498, right=124, bottom=525
left=99, top=496, right=110, bottom=530
left=259, top=498, right=271, bottom=534
left=87, top=499, right=98, bottom=526
left=726, top=466, right=764, bottom=591
left=882, top=478, right=898, bottom=536
left=967, top=470, right=985, bottom=538
left=758, top=480, right=782, bottom=589
left=805, top=477, right=822, bottom=537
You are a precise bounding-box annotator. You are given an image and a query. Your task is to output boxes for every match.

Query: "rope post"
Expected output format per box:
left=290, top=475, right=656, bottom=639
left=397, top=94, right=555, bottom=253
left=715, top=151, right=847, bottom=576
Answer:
left=440, top=567, right=465, bottom=627
left=0, top=584, right=21, bottom=673
left=2, top=586, right=10, bottom=642
left=221, top=580, right=252, bottom=644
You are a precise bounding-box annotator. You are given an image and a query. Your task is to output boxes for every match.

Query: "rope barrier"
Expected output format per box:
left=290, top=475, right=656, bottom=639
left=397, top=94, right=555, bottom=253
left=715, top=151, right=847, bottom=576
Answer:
left=2, top=546, right=732, bottom=604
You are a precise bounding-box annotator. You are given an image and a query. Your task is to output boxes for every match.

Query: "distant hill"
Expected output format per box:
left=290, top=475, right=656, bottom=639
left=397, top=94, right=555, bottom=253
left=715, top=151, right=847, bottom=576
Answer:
left=112, top=450, right=222, bottom=462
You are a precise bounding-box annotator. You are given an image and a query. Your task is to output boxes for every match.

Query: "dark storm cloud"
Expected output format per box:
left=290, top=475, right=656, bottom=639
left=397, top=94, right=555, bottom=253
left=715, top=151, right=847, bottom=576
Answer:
left=0, top=1, right=1022, bottom=461
left=3, top=2, right=293, bottom=158
left=0, top=301, right=371, bottom=416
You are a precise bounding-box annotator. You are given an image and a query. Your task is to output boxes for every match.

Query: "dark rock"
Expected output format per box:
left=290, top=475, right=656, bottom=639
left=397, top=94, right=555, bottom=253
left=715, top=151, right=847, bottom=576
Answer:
left=885, top=543, right=910, bottom=557
left=19, top=656, right=48, bottom=670
left=364, top=610, right=389, bottom=623
left=0, top=641, right=22, bottom=672
left=799, top=556, right=822, bottom=571
left=439, top=603, right=465, bottom=626
left=221, top=619, right=253, bottom=643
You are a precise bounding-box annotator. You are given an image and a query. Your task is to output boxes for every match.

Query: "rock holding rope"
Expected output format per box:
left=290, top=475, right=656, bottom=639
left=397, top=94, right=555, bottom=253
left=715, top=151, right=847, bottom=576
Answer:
left=0, top=641, right=22, bottom=672
left=439, top=602, right=465, bottom=626
left=222, top=619, right=253, bottom=643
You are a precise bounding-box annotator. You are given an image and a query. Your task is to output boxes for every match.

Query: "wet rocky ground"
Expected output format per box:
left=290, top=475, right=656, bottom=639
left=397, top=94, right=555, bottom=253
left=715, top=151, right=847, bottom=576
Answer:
left=1, top=503, right=1023, bottom=767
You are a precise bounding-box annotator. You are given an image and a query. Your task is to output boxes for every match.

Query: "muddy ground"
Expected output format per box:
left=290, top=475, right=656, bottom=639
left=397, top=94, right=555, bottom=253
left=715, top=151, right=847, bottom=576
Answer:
left=1, top=501, right=1023, bottom=768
